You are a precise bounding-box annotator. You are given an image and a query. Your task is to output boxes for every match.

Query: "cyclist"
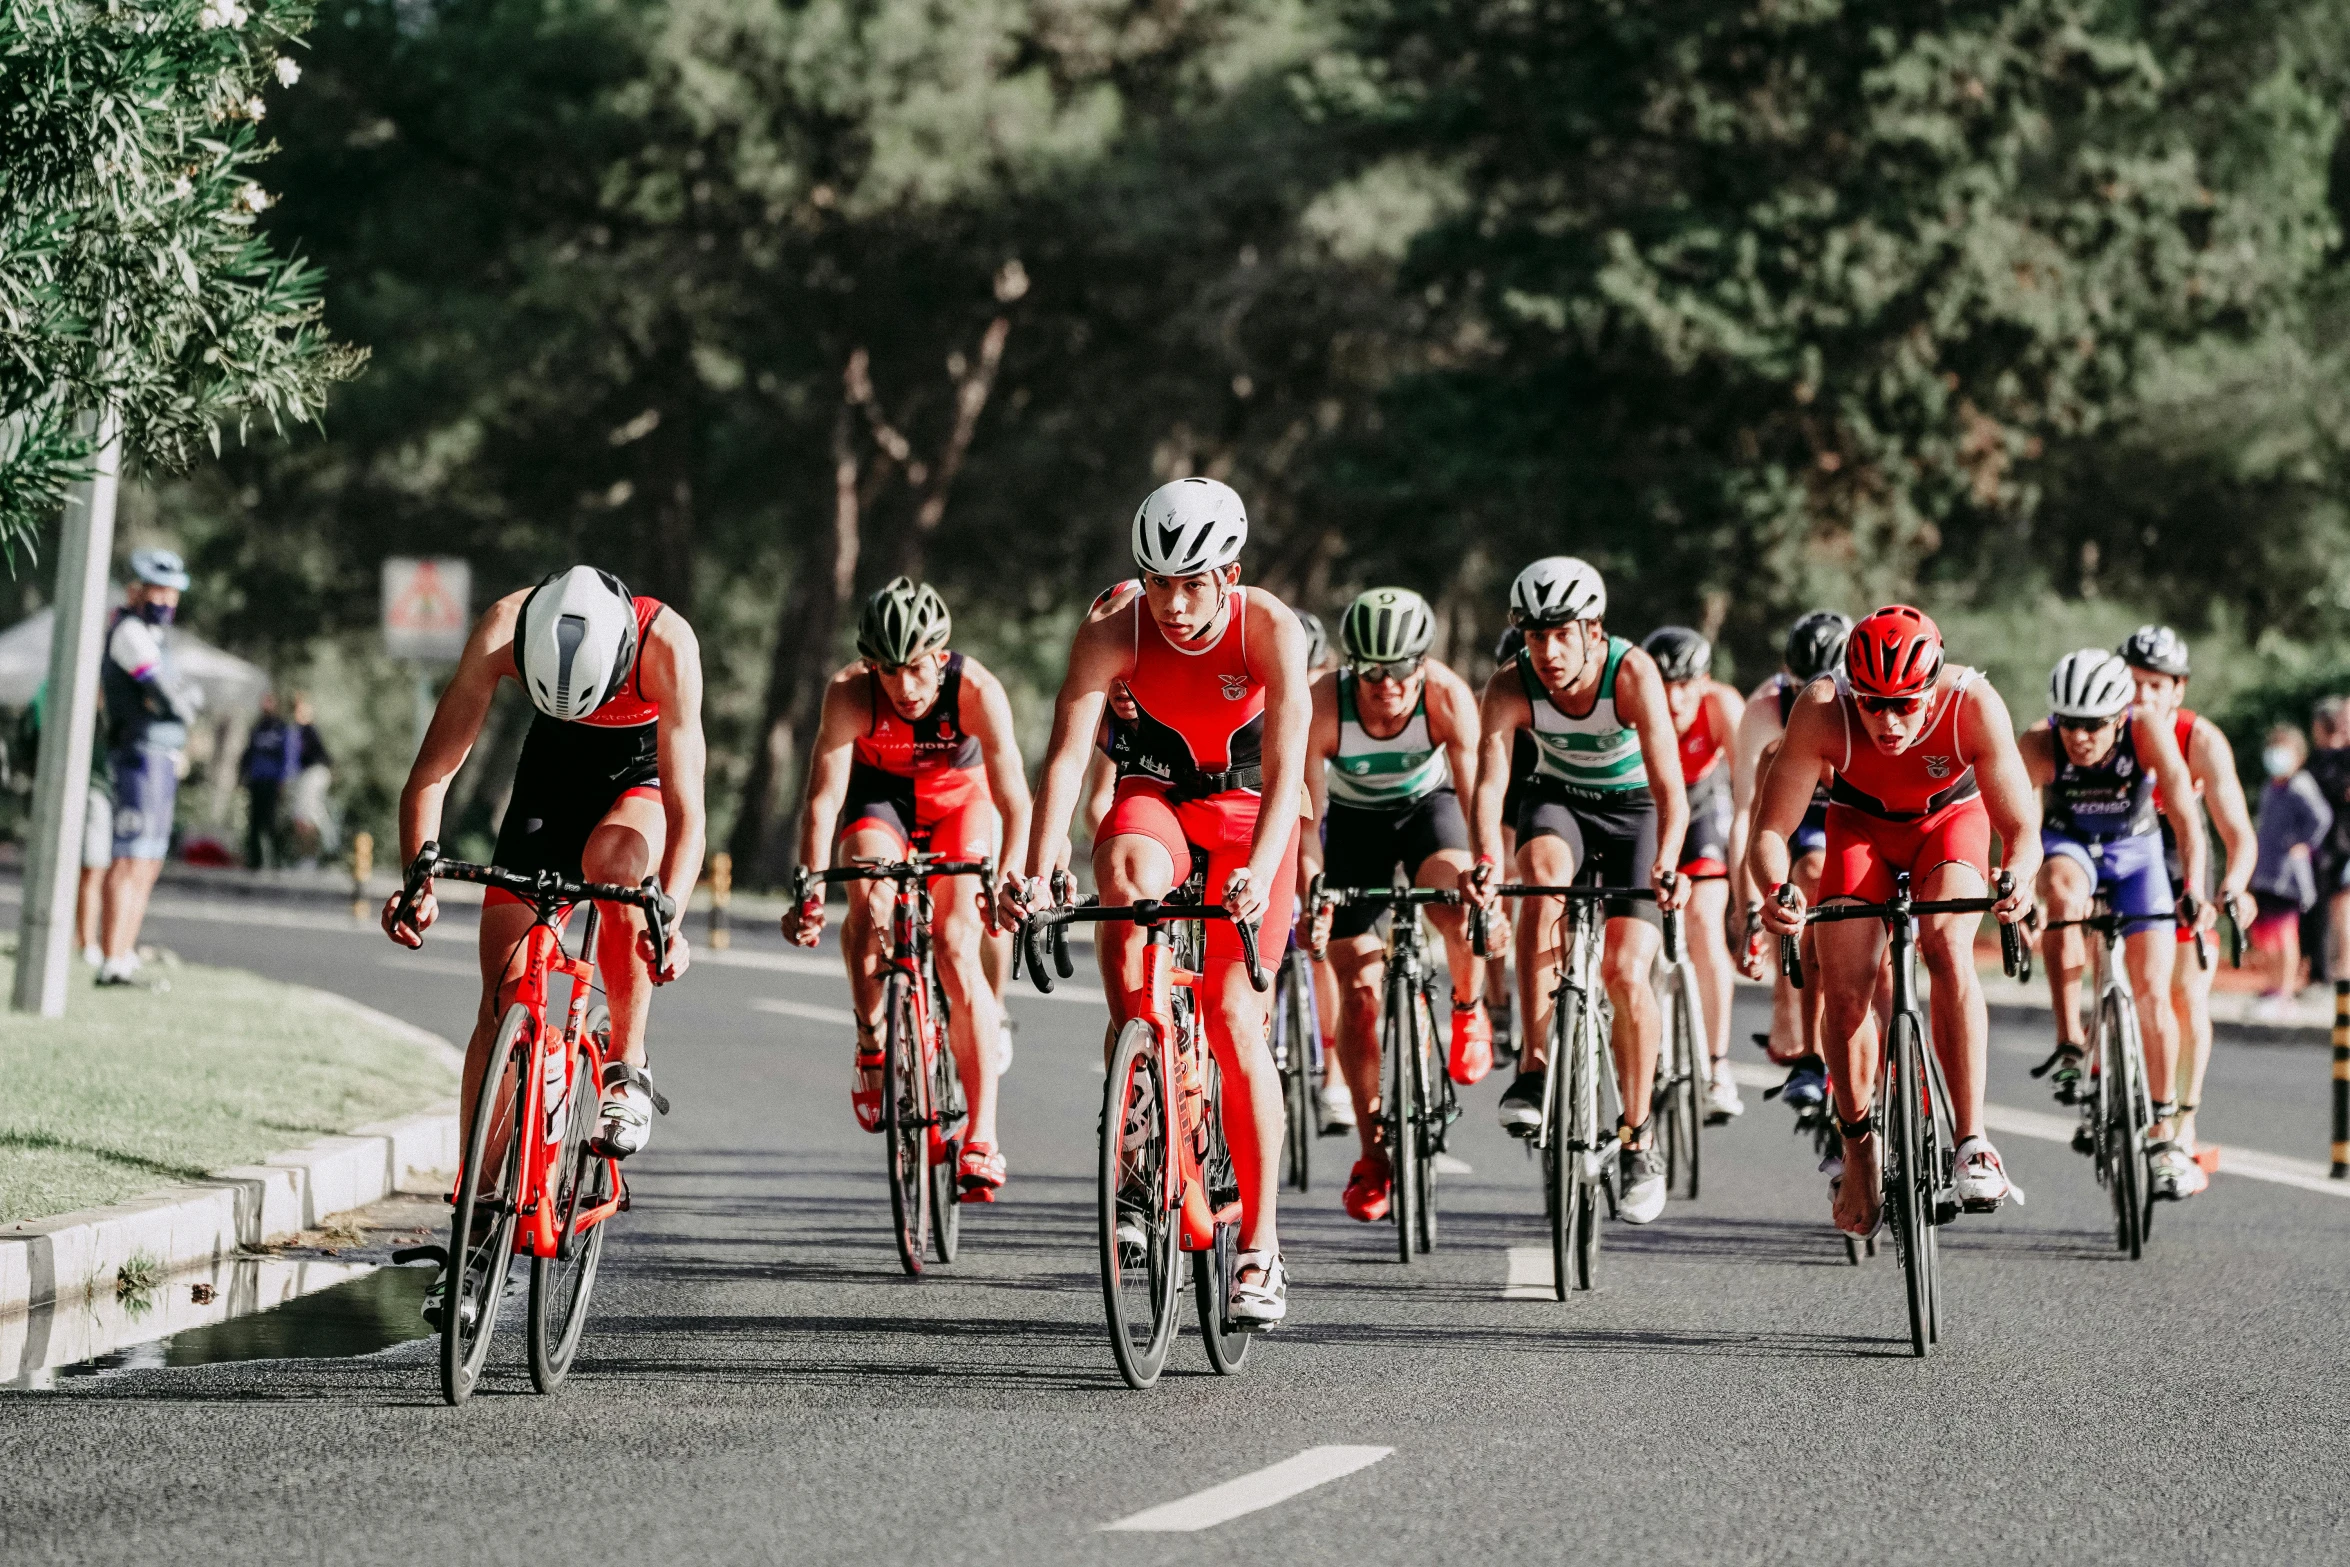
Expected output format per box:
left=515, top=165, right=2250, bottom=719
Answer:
left=1643, top=626, right=1745, bottom=1122
left=784, top=577, right=1031, bottom=1201
left=1006, top=477, right=1311, bottom=1326
left=383, top=567, right=706, bottom=1317
left=1481, top=624, right=1537, bottom=1062
left=1751, top=605, right=2039, bottom=1236
left=1466, top=557, right=1689, bottom=1226
left=2021, top=648, right=2211, bottom=1199
left=2117, top=625, right=2256, bottom=1167
left=1298, top=587, right=1486, bottom=1224
left=1727, top=611, right=1851, bottom=1109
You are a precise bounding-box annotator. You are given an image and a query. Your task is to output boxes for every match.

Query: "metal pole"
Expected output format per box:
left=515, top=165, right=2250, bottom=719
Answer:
left=13, top=407, right=122, bottom=1016
left=2331, top=980, right=2348, bottom=1179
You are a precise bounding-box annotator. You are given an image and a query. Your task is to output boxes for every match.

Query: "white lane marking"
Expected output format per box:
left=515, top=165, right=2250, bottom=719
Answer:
left=752, top=997, right=860, bottom=1027
left=707, top=944, right=1110, bottom=1003
left=1502, top=1245, right=1552, bottom=1299
left=1732, top=1059, right=2349, bottom=1199
left=380, top=953, right=480, bottom=978
left=1434, top=1152, right=1473, bottom=1174
left=1100, top=1446, right=1393, bottom=1532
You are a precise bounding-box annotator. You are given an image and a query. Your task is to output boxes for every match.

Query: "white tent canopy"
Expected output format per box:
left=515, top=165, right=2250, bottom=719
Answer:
left=0, top=607, right=269, bottom=718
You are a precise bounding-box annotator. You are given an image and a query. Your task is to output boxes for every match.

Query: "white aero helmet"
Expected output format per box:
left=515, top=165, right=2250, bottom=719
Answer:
left=2048, top=647, right=2133, bottom=722
left=1509, top=556, right=1606, bottom=627
left=516, top=566, right=640, bottom=721
left=1132, top=477, right=1248, bottom=577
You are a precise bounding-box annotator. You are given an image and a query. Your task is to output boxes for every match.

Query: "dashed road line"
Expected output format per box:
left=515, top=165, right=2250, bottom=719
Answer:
left=1099, top=1446, right=1393, bottom=1532
left=1434, top=1152, right=1474, bottom=1175
left=752, top=997, right=859, bottom=1027
left=1502, top=1245, right=1552, bottom=1300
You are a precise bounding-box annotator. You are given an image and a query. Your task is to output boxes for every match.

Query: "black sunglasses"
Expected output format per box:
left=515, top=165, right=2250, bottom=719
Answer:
left=1351, top=658, right=1423, bottom=683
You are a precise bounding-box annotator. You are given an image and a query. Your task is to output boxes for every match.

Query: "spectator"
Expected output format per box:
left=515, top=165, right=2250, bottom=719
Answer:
left=2304, top=696, right=2350, bottom=977
left=95, top=547, right=203, bottom=988
left=2249, top=723, right=2333, bottom=1020
left=239, top=691, right=299, bottom=868
left=280, top=693, right=335, bottom=867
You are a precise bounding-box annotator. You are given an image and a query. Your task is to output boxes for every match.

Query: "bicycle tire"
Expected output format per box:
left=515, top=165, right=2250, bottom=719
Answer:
left=2104, top=990, right=2145, bottom=1259
left=442, top=1003, right=528, bottom=1406
left=1413, top=980, right=1440, bottom=1255
left=1192, top=1063, right=1252, bottom=1375
left=1571, top=1007, right=1600, bottom=1292
left=1885, top=1013, right=1932, bottom=1358
left=1661, top=963, right=1703, bottom=1200
left=883, top=972, right=931, bottom=1277
left=1100, top=1020, right=1180, bottom=1389
left=1280, top=952, right=1314, bottom=1191
left=930, top=1006, right=962, bottom=1265
left=1388, top=974, right=1418, bottom=1266
left=1550, top=986, right=1596, bottom=1296
left=528, top=1025, right=609, bottom=1394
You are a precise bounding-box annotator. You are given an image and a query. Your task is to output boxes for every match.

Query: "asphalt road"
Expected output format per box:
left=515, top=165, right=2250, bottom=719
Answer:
left=5, top=893, right=2348, bottom=1564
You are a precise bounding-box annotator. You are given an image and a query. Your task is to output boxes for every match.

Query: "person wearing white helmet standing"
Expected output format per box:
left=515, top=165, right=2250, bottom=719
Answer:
left=1006, top=476, right=1312, bottom=1327
left=1465, top=557, right=1689, bottom=1226
left=94, top=547, right=205, bottom=987
left=2019, top=647, right=2213, bottom=1200
left=383, top=566, right=705, bottom=1318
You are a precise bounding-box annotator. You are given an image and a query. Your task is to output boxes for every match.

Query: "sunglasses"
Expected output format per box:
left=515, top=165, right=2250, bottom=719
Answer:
left=2056, top=716, right=2116, bottom=733
left=1855, top=694, right=1929, bottom=717
left=1352, top=658, right=1423, bottom=684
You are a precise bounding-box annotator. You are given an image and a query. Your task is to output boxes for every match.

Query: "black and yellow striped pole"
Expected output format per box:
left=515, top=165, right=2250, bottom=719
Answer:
left=2332, top=980, right=2348, bottom=1179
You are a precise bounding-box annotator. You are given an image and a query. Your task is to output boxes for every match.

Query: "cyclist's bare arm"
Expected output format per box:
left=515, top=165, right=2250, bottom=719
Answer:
left=1468, top=670, right=1534, bottom=902
left=642, top=609, right=708, bottom=979
left=960, top=655, right=1034, bottom=878
left=2015, top=722, right=2058, bottom=788
left=1235, top=587, right=1312, bottom=924
left=1727, top=687, right=1786, bottom=911
left=1613, top=643, right=1690, bottom=907
left=1016, top=610, right=1126, bottom=901
left=383, top=592, right=525, bottom=944
left=1296, top=669, right=1340, bottom=890
left=1425, top=658, right=1485, bottom=863
left=2189, top=718, right=2257, bottom=905
left=1750, top=683, right=1840, bottom=931
left=2136, top=709, right=2208, bottom=913
left=1958, top=680, right=2040, bottom=917
left=785, top=671, right=867, bottom=944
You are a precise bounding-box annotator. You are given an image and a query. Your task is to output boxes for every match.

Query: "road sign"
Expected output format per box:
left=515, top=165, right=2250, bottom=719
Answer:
left=382, top=557, right=470, bottom=661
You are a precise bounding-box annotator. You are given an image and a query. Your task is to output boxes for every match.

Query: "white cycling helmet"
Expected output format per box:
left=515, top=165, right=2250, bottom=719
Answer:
left=516, top=565, right=640, bottom=721
left=1132, top=477, right=1248, bottom=577
left=2048, top=648, right=2133, bottom=722
left=1509, top=556, right=1606, bottom=627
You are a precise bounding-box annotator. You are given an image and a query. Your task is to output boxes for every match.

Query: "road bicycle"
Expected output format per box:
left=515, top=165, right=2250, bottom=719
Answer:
left=1309, top=869, right=1460, bottom=1262
left=390, top=842, right=676, bottom=1406
left=1020, top=887, right=1268, bottom=1391
left=1270, top=939, right=1320, bottom=1192
left=1650, top=920, right=1705, bottom=1201
left=1781, top=870, right=2027, bottom=1358
left=1473, top=872, right=1677, bottom=1298
left=791, top=853, right=987, bottom=1276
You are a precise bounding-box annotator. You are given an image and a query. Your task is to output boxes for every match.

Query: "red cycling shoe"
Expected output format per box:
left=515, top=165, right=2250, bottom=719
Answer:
left=851, top=1036, right=885, bottom=1133
left=1449, top=999, right=1493, bottom=1086
left=957, top=1141, right=1007, bottom=1202
left=1343, top=1158, right=1392, bottom=1223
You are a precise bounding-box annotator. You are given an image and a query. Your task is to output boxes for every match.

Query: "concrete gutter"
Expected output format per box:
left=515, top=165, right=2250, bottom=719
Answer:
left=0, top=991, right=461, bottom=1322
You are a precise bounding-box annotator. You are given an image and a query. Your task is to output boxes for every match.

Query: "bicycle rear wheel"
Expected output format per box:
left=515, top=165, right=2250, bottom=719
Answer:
left=443, top=1003, right=528, bottom=1406
left=930, top=1002, right=963, bottom=1265
left=2102, top=990, right=2145, bottom=1259
left=1279, top=953, right=1314, bottom=1192
left=1388, top=974, right=1419, bottom=1265
left=1658, top=963, right=1703, bottom=1200
left=1412, top=979, right=1441, bottom=1255
left=1549, top=987, right=1596, bottom=1296
left=883, top=973, right=932, bottom=1276
left=1885, top=1013, right=1932, bottom=1358
left=529, top=1020, right=610, bottom=1394
left=1192, top=1062, right=1253, bottom=1375
left=1101, top=1020, right=1181, bottom=1389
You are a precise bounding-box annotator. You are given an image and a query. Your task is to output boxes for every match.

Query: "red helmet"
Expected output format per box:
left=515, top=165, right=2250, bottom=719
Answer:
left=1845, top=605, right=1944, bottom=698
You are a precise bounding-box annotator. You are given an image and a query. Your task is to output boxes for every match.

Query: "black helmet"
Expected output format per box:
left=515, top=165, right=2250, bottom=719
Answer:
left=1783, top=610, right=1852, bottom=683
left=2118, top=624, right=2189, bottom=678
left=1295, top=609, right=1330, bottom=671
left=1642, top=626, right=1711, bottom=683
left=1494, top=624, right=1524, bottom=665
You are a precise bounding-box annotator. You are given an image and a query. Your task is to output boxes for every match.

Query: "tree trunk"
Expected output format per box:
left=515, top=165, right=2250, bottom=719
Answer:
left=896, top=314, right=1010, bottom=581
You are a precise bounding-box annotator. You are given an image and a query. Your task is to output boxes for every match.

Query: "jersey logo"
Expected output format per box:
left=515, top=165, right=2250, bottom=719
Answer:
left=1922, top=754, right=1953, bottom=779
left=933, top=719, right=955, bottom=743
left=1219, top=674, right=1250, bottom=700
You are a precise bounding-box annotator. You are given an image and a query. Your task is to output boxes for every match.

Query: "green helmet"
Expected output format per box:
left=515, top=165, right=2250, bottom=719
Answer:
left=1340, top=587, right=1437, bottom=665
left=856, top=576, right=952, bottom=668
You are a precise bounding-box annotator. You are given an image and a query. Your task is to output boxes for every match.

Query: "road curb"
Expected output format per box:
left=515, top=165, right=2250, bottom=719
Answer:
left=0, top=990, right=460, bottom=1323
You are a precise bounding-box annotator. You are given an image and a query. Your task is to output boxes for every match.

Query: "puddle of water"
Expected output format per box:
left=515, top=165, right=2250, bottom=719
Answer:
left=5, top=1256, right=435, bottom=1389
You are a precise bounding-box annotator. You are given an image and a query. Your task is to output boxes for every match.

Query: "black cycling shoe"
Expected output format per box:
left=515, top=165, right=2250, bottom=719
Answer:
left=1766, top=1055, right=1828, bottom=1113
left=2032, top=1044, right=2086, bottom=1105
left=1496, top=1070, right=1545, bottom=1138
left=2070, top=1115, right=2096, bottom=1157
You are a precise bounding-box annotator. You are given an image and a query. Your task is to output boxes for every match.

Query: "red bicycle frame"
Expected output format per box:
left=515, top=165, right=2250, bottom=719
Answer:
left=500, top=908, right=627, bottom=1257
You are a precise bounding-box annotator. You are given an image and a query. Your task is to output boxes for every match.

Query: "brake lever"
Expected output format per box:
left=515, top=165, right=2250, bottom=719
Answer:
left=1237, top=917, right=1268, bottom=994
left=1775, top=883, right=1803, bottom=990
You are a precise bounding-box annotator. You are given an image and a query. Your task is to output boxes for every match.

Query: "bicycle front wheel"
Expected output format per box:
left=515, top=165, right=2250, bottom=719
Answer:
left=1658, top=963, right=1703, bottom=1200
left=2102, top=990, right=2146, bottom=1259
left=1191, top=1061, right=1252, bottom=1376
left=1101, top=1020, right=1181, bottom=1389
left=1388, top=974, right=1420, bottom=1265
left=443, top=1003, right=528, bottom=1406
left=1280, top=953, right=1314, bottom=1192
left=1548, top=989, right=1596, bottom=1296
left=529, top=1022, right=610, bottom=1394
left=883, top=973, right=932, bottom=1277
left=930, top=1002, right=963, bottom=1265
left=1413, top=979, right=1441, bottom=1255
left=1885, top=1013, right=1933, bottom=1359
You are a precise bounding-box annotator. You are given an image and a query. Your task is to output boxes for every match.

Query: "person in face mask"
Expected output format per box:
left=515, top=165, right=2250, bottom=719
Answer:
left=2247, top=724, right=2332, bottom=1019
left=95, top=546, right=204, bottom=988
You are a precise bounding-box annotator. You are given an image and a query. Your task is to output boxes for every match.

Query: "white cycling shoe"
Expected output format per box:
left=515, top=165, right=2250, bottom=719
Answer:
left=591, top=1062, right=658, bottom=1159
left=1229, top=1250, right=1287, bottom=1330
left=1953, top=1136, right=2024, bottom=1212
left=1703, top=1064, right=1745, bottom=1124
left=2150, top=1142, right=2209, bottom=1200
left=1317, top=1076, right=1355, bottom=1134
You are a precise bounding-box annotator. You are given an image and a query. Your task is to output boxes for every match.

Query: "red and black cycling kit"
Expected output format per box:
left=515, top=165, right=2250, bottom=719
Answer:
left=1817, top=670, right=1991, bottom=904
left=838, top=651, right=997, bottom=864
left=1103, top=592, right=1298, bottom=966
left=2155, top=708, right=2206, bottom=934
left=493, top=596, right=665, bottom=899
left=1677, top=689, right=1733, bottom=878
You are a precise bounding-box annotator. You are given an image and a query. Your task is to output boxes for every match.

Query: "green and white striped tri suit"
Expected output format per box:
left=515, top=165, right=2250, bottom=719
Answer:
left=1513, top=635, right=1661, bottom=926
left=1322, top=670, right=1470, bottom=940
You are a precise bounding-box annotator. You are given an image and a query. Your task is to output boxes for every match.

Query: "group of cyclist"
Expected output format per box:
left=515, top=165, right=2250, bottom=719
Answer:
left=382, top=474, right=2254, bottom=1335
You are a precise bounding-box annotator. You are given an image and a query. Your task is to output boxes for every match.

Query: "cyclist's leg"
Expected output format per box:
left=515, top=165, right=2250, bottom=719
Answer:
left=1683, top=876, right=1731, bottom=1066
left=1600, top=915, right=1662, bottom=1119
left=580, top=787, right=669, bottom=1073
left=1484, top=822, right=1519, bottom=1024
left=1815, top=806, right=1901, bottom=1229
left=2171, top=910, right=2216, bottom=1150
left=1188, top=796, right=1297, bottom=1257
left=1326, top=932, right=1389, bottom=1167
left=1911, top=808, right=1993, bottom=1142
left=1765, top=829, right=1826, bottom=1062
left=924, top=796, right=1004, bottom=1151
left=462, top=894, right=545, bottom=1190
left=1091, top=781, right=1181, bottom=1030
left=2038, top=836, right=2094, bottom=1046
left=2107, top=836, right=2180, bottom=1125
left=1512, top=788, right=1587, bottom=1069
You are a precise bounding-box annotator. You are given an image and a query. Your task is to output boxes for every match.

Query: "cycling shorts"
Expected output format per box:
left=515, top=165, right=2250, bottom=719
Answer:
left=108, top=745, right=178, bottom=862
left=839, top=759, right=997, bottom=866
left=1106, top=778, right=1298, bottom=969
left=1323, top=788, right=1470, bottom=940
left=2042, top=827, right=2170, bottom=924
left=1817, top=796, right=1990, bottom=906
left=491, top=714, right=663, bottom=902
left=1516, top=778, right=1661, bottom=927
left=1679, top=770, right=1733, bottom=878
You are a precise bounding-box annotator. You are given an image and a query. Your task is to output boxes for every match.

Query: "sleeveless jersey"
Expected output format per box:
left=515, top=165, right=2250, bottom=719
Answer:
left=573, top=597, right=664, bottom=728
left=1679, top=689, right=1727, bottom=787
left=1519, top=637, right=1648, bottom=798
left=510, top=596, right=665, bottom=793
left=2151, top=708, right=2199, bottom=816
left=1111, top=594, right=1265, bottom=799
left=2044, top=710, right=2157, bottom=841
left=1328, top=671, right=1447, bottom=808
left=1827, top=669, right=1981, bottom=820
left=851, top=650, right=983, bottom=778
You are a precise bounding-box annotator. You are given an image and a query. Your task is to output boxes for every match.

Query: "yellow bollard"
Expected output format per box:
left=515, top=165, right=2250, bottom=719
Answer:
left=708, top=851, right=733, bottom=951
left=351, top=831, right=373, bottom=922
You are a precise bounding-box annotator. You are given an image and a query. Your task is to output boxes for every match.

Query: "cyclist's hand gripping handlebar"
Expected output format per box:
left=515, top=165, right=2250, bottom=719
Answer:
left=389, top=841, right=442, bottom=939
left=1996, top=871, right=2031, bottom=982
left=639, top=877, right=675, bottom=979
